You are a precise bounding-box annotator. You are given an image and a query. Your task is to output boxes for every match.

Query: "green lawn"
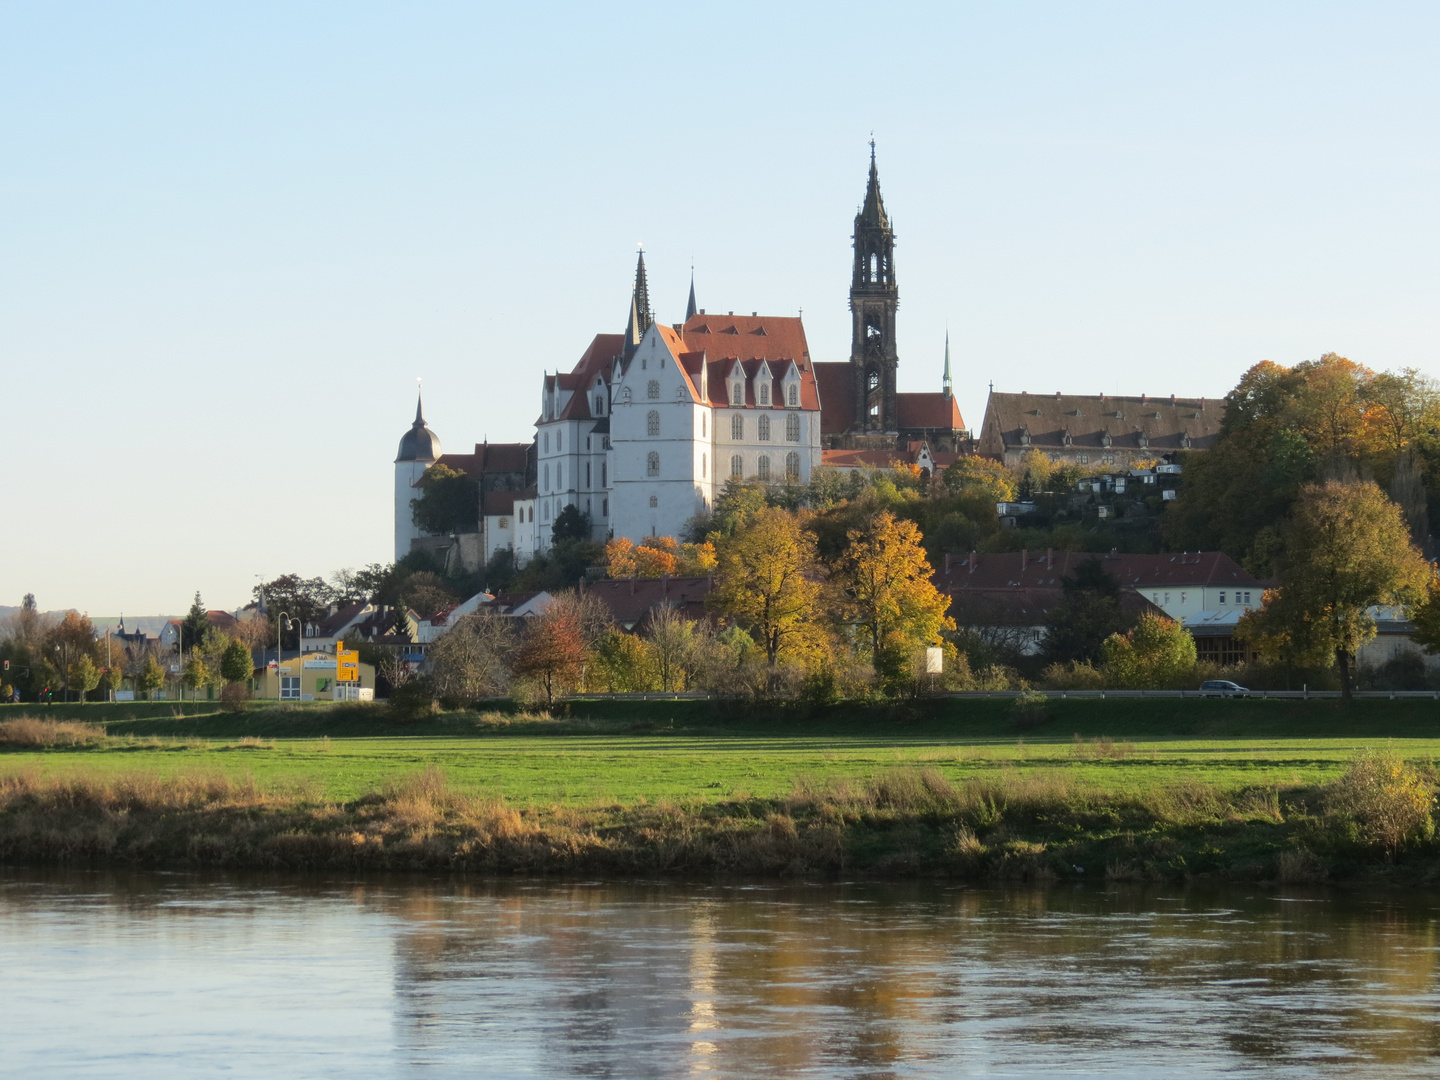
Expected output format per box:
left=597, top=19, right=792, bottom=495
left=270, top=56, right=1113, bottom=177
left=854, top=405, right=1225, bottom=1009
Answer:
left=4, top=697, right=1438, bottom=805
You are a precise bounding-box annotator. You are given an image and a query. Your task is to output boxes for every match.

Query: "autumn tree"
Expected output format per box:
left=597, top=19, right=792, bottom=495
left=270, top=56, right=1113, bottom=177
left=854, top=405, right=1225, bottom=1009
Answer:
left=1238, top=480, right=1429, bottom=699
left=832, top=510, right=954, bottom=681
left=68, top=655, right=100, bottom=703
left=98, top=663, right=122, bottom=700
left=605, top=536, right=717, bottom=579
left=1412, top=568, right=1440, bottom=657
left=137, top=656, right=166, bottom=699
left=645, top=605, right=705, bottom=692
left=509, top=606, right=588, bottom=706
left=255, top=574, right=331, bottom=647
left=943, top=455, right=1015, bottom=503
left=708, top=507, right=822, bottom=667
left=589, top=630, right=657, bottom=692
left=426, top=611, right=513, bottom=702
left=183, top=656, right=210, bottom=698
left=1100, top=613, right=1197, bottom=688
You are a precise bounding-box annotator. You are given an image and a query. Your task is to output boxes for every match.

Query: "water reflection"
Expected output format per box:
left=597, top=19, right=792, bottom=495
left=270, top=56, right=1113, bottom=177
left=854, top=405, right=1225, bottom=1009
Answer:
left=3, top=871, right=1439, bottom=1078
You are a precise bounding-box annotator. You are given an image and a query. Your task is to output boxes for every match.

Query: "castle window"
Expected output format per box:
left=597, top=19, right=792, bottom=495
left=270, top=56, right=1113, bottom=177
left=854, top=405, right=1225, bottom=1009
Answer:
left=543, top=464, right=549, bottom=491
left=543, top=502, right=550, bottom=522
left=758, top=415, right=771, bottom=441
left=757, top=455, right=771, bottom=481
left=731, top=414, right=743, bottom=440
left=785, top=451, right=800, bottom=480
left=585, top=462, right=591, bottom=487
left=731, top=382, right=743, bottom=406
left=701, top=413, right=706, bottom=437
left=649, top=495, right=658, bottom=508
left=498, top=517, right=510, bottom=529
left=602, top=498, right=608, bottom=516
left=758, top=382, right=770, bottom=406
left=557, top=431, right=562, bottom=452
left=730, top=454, right=743, bottom=478
left=595, top=396, right=604, bottom=414
left=647, top=451, right=660, bottom=477
left=557, top=463, right=563, bottom=487
left=647, top=380, right=660, bottom=400
left=543, top=432, right=550, bottom=453
left=621, top=387, right=631, bottom=403
left=868, top=372, right=879, bottom=390
left=1219, top=592, right=1227, bottom=605
left=647, top=410, right=660, bottom=436
left=676, top=386, right=687, bottom=401
left=601, top=463, right=607, bottom=486
left=785, top=413, right=800, bottom=442
left=788, top=384, right=798, bottom=407
left=701, top=453, right=707, bottom=478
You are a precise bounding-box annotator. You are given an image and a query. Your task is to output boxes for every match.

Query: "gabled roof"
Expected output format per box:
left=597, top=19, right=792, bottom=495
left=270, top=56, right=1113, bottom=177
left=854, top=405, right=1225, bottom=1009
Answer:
left=896, top=392, right=964, bottom=431
left=581, top=576, right=714, bottom=629
left=978, top=392, right=1223, bottom=456
left=658, top=315, right=820, bottom=410
left=313, top=602, right=369, bottom=638
left=948, top=587, right=1166, bottom=628
left=435, top=441, right=532, bottom=478
left=932, top=550, right=1261, bottom=593
left=812, top=362, right=855, bottom=433
left=538, top=333, right=627, bottom=425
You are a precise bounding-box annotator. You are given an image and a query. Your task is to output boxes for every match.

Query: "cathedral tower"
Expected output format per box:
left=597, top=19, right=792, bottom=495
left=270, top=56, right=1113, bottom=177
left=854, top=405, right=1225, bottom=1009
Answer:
left=849, top=141, right=899, bottom=432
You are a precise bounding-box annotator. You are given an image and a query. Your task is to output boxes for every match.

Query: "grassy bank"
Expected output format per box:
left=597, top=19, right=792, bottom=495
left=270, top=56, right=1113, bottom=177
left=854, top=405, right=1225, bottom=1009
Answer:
left=2, top=700, right=1437, bottom=883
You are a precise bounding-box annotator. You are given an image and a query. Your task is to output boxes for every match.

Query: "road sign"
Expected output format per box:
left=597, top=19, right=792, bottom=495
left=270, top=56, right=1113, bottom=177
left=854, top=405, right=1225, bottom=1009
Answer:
left=336, top=648, right=359, bottom=683
left=925, top=647, right=943, bottom=674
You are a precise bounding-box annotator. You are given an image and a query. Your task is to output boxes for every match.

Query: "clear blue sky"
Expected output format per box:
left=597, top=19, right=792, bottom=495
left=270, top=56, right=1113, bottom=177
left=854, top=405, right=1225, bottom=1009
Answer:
left=3, top=2, right=1437, bottom=616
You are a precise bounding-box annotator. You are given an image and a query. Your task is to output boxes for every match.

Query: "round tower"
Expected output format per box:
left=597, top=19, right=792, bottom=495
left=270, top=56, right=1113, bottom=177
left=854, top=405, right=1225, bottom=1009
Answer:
left=394, top=390, right=441, bottom=561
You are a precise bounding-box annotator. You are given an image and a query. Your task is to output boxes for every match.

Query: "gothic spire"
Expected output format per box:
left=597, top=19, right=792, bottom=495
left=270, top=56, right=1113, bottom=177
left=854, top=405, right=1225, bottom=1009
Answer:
left=414, top=386, right=425, bottom=425
left=686, top=267, right=698, bottom=321
left=859, top=136, right=888, bottom=228
left=633, top=247, right=652, bottom=334
left=942, top=329, right=953, bottom=399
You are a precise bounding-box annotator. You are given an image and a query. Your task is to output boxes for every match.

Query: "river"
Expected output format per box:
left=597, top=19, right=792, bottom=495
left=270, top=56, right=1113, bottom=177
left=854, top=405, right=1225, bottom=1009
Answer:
left=2, top=870, right=1438, bottom=1077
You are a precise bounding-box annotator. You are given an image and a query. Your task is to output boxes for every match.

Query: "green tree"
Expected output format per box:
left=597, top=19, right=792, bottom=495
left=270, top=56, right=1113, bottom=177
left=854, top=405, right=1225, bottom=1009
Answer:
left=1100, top=613, right=1197, bottom=688
left=1042, top=558, right=1134, bottom=666
left=219, top=638, right=254, bottom=684
left=254, top=574, right=332, bottom=647
left=1412, top=568, right=1440, bottom=657
left=98, top=663, right=122, bottom=699
left=708, top=507, right=822, bottom=667
left=552, top=504, right=590, bottom=544
left=67, top=655, right=100, bottom=703
left=589, top=630, right=658, bottom=692
left=137, top=656, right=166, bottom=700
left=183, top=656, right=210, bottom=696
left=1238, top=480, right=1429, bottom=699
left=180, top=591, right=211, bottom=652
left=410, top=463, right=478, bottom=534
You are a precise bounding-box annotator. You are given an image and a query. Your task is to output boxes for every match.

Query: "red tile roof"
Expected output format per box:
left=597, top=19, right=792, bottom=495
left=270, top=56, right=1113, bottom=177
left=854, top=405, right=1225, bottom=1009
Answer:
left=932, top=550, right=1261, bottom=593
left=580, top=575, right=714, bottom=628
left=813, top=362, right=855, bottom=434
left=896, top=392, right=964, bottom=431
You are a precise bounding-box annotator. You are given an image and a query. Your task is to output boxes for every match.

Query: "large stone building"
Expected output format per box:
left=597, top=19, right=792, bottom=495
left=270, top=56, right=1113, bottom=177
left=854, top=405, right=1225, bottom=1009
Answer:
left=393, top=148, right=967, bottom=566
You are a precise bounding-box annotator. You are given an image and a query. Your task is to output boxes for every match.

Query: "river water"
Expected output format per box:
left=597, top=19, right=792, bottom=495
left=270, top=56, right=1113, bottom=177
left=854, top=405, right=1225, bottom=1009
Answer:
left=2, top=871, right=1438, bottom=1078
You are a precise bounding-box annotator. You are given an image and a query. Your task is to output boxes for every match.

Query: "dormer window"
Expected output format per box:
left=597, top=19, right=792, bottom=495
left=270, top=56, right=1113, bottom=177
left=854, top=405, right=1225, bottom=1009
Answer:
left=758, top=382, right=770, bottom=406
left=1101, top=433, right=1111, bottom=448
left=595, top=395, right=604, bottom=414
left=621, top=386, right=632, bottom=403
left=731, top=382, right=743, bottom=406
left=787, top=384, right=798, bottom=407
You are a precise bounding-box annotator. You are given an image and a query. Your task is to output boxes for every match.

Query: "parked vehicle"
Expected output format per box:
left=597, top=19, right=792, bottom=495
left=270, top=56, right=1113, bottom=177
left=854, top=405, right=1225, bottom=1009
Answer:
left=1199, top=680, right=1249, bottom=698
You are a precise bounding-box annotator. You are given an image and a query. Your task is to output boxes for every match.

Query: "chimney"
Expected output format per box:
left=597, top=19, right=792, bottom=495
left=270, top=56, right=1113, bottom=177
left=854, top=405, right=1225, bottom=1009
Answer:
left=1055, top=391, right=1061, bottom=399
left=1170, top=394, right=1176, bottom=404
left=969, top=550, right=977, bottom=574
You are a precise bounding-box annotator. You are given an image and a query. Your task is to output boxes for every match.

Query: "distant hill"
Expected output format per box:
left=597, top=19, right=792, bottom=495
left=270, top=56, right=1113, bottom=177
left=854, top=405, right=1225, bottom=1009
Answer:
left=0, top=609, right=179, bottom=635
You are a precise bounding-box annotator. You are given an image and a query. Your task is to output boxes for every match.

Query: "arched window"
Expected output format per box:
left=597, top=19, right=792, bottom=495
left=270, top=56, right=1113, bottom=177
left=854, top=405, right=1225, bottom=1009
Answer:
left=730, top=454, right=743, bottom=478
left=757, top=455, right=771, bottom=481
left=867, top=372, right=879, bottom=390
left=647, top=410, right=660, bottom=436
left=701, top=413, right=706, bottom=437
left=543, top=464, right=549, bottom=491
left=758, top=382, right=770, bottom=406
left=557, top=463, right=563, bottom=488
left=595, top=395, right=604, bottom=414
left=758, top=415, right=771, bottom=441
left=731, top=414, right=743, bottom=440
left=601, top=463, right=607, bottom=486
left=647, top=380, right=660, bottom=400
left=788, top=384, right=798, bottom=407
left=621, top=386, right=631, bottom=403
left=557, top=431, right=562, bottom=452
left=647, top=451, right=660, bottom=477
left=785, top=413, right=800, bottom=442
left=785, top=451, right=800, bottom=480
left=731, top=382, right=743, bottom=406
left=543, top=432, right=550, bottom=453
left=649, top=495, right=658, bottom=508
left=701, top=453, right=707, bottom=478
left=585, top=462, right=591, bottom=487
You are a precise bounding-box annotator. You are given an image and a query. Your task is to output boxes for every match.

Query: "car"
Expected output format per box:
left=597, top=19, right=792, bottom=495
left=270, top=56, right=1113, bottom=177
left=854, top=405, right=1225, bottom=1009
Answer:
left=1199, top=680, right=1249, bottom=698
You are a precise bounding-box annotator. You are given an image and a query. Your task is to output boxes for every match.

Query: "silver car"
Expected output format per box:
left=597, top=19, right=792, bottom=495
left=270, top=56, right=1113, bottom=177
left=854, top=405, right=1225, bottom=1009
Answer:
left=1199, top=680, right=1249, bottom=698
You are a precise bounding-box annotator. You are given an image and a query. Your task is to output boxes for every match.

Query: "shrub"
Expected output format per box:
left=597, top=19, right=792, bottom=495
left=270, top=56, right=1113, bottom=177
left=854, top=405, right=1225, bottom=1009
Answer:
left=218, top=683, right=250, bottom=714
left=0, top=716, right=106, bottom=747
left=1041, top=660, right=1104, bottom=690
left=389, top=680, right=438, bottom=723
left=1010, top=690, right=1050, bottom=730
left=1328, top=749, right=1435, bottom=858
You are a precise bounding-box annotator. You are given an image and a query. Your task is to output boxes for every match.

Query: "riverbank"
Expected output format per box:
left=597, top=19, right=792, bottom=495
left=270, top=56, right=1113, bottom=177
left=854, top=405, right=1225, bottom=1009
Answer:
left=3, top=701, right=1438, bottom=884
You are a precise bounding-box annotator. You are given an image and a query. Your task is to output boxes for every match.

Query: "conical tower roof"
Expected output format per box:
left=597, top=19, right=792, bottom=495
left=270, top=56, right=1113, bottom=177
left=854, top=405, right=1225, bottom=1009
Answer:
left=395, top=389, right=442, bottom=462
left=858, top=139, right=889, bottom=228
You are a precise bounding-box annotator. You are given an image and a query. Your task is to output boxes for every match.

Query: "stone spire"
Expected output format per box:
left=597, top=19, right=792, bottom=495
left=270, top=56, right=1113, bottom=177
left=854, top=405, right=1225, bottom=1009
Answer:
left=942, top=329, right=953, bottom=400
left=849, top=139, right=899, bottom=432
left=686, top=267, right=698, bottom=321
left=623, top=247, right=653, bottom=355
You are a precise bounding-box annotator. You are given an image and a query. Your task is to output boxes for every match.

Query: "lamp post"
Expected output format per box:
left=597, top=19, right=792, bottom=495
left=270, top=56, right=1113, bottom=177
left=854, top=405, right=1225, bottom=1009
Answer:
left=276, top=612, right=299, bottom=700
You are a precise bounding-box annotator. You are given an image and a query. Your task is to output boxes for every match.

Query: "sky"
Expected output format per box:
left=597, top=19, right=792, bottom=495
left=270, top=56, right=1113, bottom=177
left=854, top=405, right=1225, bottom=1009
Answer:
left=3, top=2, right=1438, bottom=617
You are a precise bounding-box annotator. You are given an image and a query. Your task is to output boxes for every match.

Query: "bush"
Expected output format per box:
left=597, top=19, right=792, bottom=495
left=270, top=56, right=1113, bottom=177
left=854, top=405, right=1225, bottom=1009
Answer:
left=389, top=680, right=438, bottom=723
left=218, top=683, right=250, bottom=714
left=0, top=716, right=106, bottom=747
left=1010, top=690, right=1050, bottom=730
left=1328, top=749, right=1435, bottom=858
left=1041, top=660, right=1104, bottom=690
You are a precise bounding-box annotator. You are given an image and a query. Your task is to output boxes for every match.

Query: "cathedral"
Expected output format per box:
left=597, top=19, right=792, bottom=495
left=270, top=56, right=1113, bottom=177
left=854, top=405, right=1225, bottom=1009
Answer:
left=394, top=146, right=966, bottom=567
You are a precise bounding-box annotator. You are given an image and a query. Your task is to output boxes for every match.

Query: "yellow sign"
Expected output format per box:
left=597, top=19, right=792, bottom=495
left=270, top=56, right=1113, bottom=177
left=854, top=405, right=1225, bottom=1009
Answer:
left=336, top=648, right=360, bottom=683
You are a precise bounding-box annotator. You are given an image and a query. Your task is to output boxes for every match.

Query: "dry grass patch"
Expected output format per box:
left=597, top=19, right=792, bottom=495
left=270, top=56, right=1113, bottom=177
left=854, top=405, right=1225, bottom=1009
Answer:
left=0, top=716, right=107, bottom=748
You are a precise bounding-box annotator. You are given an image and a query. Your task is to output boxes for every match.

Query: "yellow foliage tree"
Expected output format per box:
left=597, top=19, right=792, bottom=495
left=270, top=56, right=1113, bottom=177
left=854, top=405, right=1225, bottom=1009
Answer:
left=1100, top=612, right=1197, bottom=688
left=708, top=507, right=822, bottom=666
left=606, top=535, right=717, bottom=578
left=833, top=510, right=955, bottom=680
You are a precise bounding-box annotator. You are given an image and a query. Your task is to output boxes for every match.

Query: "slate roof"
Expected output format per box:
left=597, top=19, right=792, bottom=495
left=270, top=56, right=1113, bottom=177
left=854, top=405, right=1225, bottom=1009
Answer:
left=932, top=550, right=1261, bottom=593
left=811, top=363, right=965, bottom=435
left=580, top=576, right=714, bottom=629
left=947, top=587, right=1165, bottom=628
left=977, top=391, right=1223, bottom=457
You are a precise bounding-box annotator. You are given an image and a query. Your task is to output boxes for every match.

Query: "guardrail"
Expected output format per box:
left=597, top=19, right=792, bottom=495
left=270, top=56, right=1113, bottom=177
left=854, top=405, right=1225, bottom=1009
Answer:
left=568, top=689, right=1439, bottom=701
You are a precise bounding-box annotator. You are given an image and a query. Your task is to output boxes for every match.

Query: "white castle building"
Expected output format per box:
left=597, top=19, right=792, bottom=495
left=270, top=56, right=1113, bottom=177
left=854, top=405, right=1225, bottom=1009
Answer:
left=393, top=148, right=965, bottom=568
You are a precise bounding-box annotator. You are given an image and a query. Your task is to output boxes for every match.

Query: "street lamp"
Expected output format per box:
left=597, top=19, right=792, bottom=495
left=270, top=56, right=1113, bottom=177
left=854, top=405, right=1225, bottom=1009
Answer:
left=276, top=612, right=300, bottom=701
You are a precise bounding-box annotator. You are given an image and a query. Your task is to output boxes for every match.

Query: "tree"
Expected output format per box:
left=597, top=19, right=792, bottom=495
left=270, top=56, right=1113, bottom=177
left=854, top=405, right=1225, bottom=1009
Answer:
left=180, top=592, right=211, bottom=652
left=1042, top=558, right=1134, bottom=666
left=589, top=630, right=658, bottom=692
left=68, top=655, right=100, bottom=703
left=708, top=507, right=822, bottom=667
left=832, top=510, right=954, bottom=681
left=47, top=611, right=100, bottom=697
left=98, top=664, right=122, bottom=699
left=943, top=455, right=1015, bottom=502
left=509, top=608, right=587, bottom=706
left=137, top=656, right=166, bottom=699
left=426, top=612, right=513, bottom=702
left=220, top=638, right=254, bottom=685
left=1238, top=480, right=1429, bottom=699
left=1100, top=613, right=1197, bottom=688
left=645, top=605, right=699, bottom=692
left=183, top=656, right=210, bottom=697
left=1412, top=568, right=1440, bottom=657
left=410, top=463, right=478, bottom=534
left=255, top=574, right=332, bottom=647
left=552, top=504, right=590, bottom=544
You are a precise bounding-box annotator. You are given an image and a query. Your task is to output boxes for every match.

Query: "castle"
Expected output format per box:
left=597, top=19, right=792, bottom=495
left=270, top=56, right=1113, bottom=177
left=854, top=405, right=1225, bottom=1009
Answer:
left=394, top=146, right=967, bottom=568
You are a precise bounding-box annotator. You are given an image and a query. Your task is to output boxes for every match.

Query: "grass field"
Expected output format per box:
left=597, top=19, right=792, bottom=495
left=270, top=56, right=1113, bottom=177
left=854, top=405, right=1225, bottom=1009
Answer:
left=3, top=697, right=1437, bottom=804
left=4, top=697, right=1438, bottom=883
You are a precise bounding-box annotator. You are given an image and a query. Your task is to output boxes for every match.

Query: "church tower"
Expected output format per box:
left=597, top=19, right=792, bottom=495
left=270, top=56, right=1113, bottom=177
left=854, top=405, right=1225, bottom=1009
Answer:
left=394, top=389, right=441, bottom=561
left=849, top=141, right=899, bottom=432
